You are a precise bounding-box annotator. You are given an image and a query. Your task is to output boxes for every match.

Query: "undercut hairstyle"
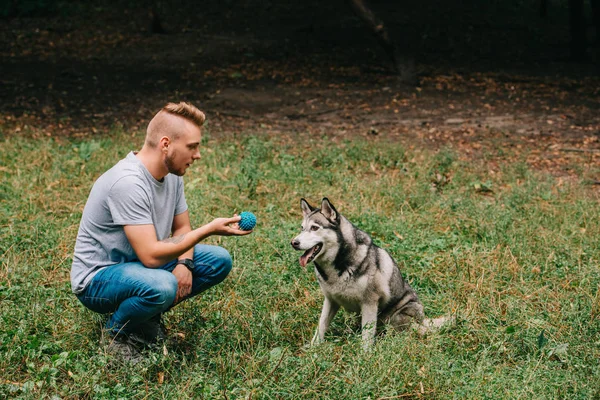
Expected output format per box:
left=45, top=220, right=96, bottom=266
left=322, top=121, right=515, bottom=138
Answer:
left=162, top=102, right=206, bottom=127
left=145, top=102, right=206, bottom=148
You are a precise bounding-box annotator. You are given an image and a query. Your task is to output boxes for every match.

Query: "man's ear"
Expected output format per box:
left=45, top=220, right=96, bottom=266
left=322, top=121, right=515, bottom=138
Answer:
left=159, top=136, right=170, bottom=151
left=320, top=198, right=337, bottom=221
left=301, top=198, right=315, bottom=217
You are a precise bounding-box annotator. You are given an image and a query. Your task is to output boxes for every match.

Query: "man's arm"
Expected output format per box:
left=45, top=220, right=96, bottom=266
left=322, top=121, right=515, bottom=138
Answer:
left=124, top=214, right=250, bottom=268
left=172, top=210, right=194, bottom=262
left=169, top=211, right=196, bottom=304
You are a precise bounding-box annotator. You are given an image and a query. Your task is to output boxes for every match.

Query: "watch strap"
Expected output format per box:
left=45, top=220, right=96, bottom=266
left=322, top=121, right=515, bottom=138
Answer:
left=176, top=258, right=195, bottom=271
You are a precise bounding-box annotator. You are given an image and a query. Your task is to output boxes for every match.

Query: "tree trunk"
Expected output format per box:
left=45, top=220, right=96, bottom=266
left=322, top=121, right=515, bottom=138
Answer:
left=539, top=0, right=548, bottom=18
left=348, top=0, right=416, bottom=83
left=568, top=0, right=587, bottom=60
left=591, top=0, right=600, bottom=43
left=149, top=7, right=166, bottom=34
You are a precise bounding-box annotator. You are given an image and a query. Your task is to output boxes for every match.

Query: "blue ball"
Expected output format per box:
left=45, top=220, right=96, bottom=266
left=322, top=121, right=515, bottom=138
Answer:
left=238, top=211, right=257, bottom=231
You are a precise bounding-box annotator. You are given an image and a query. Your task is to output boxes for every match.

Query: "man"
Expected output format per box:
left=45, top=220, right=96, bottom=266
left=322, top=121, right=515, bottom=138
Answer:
left=71, top=102, right=251, bottom=361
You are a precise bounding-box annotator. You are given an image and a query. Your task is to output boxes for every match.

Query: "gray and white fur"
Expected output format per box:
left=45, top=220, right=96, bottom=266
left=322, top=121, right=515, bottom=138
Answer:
left=291, top=198, right=448, bottom=348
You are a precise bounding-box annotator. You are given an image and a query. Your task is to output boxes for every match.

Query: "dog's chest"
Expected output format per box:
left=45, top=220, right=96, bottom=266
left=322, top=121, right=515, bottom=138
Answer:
left=317, top=271, right=372, bottom=313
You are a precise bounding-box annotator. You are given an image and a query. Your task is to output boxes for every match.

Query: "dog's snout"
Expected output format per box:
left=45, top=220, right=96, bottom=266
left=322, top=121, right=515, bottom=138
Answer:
left=291, top=239, right=300, bottom=249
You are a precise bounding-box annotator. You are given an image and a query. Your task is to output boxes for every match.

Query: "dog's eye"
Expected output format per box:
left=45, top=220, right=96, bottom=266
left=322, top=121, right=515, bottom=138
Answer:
left=310, top=225, right=319, bottom=231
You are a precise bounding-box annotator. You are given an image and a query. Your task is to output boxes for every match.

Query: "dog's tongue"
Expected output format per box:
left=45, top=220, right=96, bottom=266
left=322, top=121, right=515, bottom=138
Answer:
left=299, top=252, right=310, bottom=267
left=299, top=247, right=316, bottom=267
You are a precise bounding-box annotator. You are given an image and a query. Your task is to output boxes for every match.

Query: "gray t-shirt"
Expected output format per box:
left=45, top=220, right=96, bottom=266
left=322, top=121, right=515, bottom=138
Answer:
left=70, top=151, right=188, bottom=294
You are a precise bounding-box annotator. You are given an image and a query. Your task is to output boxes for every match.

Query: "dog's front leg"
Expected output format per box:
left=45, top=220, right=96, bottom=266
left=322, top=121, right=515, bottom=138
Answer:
left=361, top=303, right=378, bottom=349
left=311, top=297, right=339, bottom=346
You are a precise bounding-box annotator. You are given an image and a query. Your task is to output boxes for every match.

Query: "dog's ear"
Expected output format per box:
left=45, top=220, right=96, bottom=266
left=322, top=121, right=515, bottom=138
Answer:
left=300, top=198, right=315, bottom=216
left=320, top=198, right=338, bottom=221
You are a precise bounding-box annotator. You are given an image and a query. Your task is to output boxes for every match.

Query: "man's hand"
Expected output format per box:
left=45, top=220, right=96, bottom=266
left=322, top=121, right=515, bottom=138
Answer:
left=172, top=264, right=193, bottom=304
left=209, top=215, right=253, bottom=236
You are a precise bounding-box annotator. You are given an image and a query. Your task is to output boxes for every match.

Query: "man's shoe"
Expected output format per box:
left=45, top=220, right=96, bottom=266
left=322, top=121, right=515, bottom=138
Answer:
left=135, top=314, right=167, bottom=344
left=106, top=333, right=144, bottom=364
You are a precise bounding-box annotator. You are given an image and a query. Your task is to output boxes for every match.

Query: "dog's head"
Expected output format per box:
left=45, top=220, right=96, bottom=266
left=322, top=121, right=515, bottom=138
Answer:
left=291, top=197, right=340, bottom=267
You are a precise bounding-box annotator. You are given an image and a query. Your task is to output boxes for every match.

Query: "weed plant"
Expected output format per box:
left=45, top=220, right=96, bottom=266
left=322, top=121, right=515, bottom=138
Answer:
left=0, top=130, right=599, bottom=399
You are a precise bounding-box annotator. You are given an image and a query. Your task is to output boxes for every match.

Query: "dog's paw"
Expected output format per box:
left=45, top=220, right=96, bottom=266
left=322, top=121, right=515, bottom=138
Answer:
left=361, top=340, right=375, bottom=352
left=310, top=329, right=323, bottom=347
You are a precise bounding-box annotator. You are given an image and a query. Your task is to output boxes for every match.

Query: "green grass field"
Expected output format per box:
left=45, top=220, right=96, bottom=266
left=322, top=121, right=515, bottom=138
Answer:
left=1, top=129, right=599, bottom=399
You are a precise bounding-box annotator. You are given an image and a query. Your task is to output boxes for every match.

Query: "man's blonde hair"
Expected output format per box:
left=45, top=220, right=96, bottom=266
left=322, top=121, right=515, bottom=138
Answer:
left=162, top=102, right=206, bottom=127
left=145, top=102, right=206, bottom=147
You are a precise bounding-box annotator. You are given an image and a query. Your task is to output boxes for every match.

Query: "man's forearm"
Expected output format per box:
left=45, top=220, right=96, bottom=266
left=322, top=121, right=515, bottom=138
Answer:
left=171, top=226, right=195, bottom=262
left=145, top=225, right=212, bottom=267
left=125, top=215, right=244, bottom=268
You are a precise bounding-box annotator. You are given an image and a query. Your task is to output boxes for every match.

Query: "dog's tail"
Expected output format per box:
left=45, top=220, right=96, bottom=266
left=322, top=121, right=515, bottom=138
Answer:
left=414, top=315, right=455, bottom=336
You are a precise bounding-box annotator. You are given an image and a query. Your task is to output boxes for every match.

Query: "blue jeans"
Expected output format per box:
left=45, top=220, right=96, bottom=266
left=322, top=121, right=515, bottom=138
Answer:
left=77, top=244, right=232, bottom=335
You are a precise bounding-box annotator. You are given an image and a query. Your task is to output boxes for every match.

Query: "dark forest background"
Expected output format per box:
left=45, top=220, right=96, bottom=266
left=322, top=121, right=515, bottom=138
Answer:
left=1, top=0, right=598, bottom=142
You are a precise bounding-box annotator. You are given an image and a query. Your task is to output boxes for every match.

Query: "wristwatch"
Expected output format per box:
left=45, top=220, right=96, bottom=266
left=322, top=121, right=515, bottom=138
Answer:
left=176, top=258, right=195, bottom=272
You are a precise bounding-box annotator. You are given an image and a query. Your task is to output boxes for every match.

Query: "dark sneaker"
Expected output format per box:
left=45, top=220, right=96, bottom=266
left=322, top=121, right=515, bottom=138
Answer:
left=106, top=334, right=144, bottom=364
left=135, top=314, right=167, bottom=344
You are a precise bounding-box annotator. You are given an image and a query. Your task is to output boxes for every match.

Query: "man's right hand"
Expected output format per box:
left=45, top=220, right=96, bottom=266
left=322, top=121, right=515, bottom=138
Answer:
left=208, top=216, right=253, bottom=236
left=172, top=264, right=193, bottom=304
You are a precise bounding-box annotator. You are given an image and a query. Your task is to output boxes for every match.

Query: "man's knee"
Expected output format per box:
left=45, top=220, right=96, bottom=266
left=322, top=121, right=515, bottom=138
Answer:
left=145, top=272, right=178, bottom=309
left=212, top=246, right=232, bottom=282
left=195, top=245, right=232, bottom=282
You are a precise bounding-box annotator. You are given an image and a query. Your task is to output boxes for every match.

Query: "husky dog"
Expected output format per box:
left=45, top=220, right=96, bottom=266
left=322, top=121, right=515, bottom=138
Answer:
left=291, top=198, right=447, bottom=348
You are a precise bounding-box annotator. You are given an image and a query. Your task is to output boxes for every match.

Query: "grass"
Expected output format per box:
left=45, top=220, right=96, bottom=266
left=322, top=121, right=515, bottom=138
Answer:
left=0, top=128, right=599, bottom=399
